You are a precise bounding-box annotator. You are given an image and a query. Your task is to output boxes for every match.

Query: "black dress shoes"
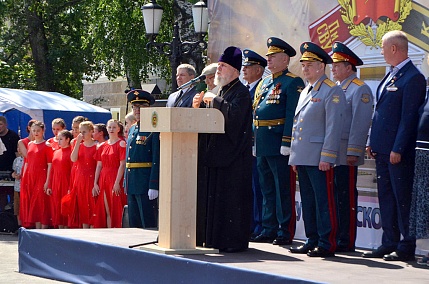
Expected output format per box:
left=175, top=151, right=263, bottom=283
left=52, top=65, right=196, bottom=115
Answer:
left=272, top=236, right=292, bottom=246
left=307, top=247, right=335, bottom=257
left=362, top=247, right=394, bottom=258
left=289, top=244, right=315, bottom=254
left=250, top=234, right=276, bottom=243
left=383, top=251, right=415, bottom=261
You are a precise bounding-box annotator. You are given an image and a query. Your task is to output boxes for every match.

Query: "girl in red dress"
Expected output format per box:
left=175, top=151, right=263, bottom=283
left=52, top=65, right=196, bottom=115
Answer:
left=71, top=116, right=87, bottom=140
left=46, top=118, right=66, bottom=151
left=68, top=116, right=88, bottom=227
left=24, top=121, right=53, bottom=229
left=18, top=119, right=35, bottom=228
left=47, top=130, right=73, bottom=228
left=92, top=119, right=127, bottom=228
left=70, top=121, right=97, bottom=228
left=93, top=123, right=108, bottom=143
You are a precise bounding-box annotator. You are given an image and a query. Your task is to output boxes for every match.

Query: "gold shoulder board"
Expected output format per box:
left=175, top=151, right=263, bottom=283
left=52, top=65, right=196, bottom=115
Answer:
left=352, top=78, right=365, bottom=86
left=286, top=72, right=298, bottom=78
left=323, top=78, right=336, bottom=87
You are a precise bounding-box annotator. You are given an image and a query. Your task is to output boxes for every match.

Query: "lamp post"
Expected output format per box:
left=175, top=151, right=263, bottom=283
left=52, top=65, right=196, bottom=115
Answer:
left=142, top=0, right=209, bottom=92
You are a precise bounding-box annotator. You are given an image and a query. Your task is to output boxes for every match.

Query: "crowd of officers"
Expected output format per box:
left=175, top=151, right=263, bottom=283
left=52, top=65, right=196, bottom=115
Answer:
left=3, top=29, right=426, bottom=261
left=152, top=29, right=426, bottom=259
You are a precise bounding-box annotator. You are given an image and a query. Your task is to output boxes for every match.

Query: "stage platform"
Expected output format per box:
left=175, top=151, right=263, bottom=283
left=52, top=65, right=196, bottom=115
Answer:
left=18, top=228, right=429, bottom=284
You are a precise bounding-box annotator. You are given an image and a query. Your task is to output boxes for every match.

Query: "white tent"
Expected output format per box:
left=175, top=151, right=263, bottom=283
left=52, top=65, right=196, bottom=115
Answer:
left=0, top=88, right=111, bottom=137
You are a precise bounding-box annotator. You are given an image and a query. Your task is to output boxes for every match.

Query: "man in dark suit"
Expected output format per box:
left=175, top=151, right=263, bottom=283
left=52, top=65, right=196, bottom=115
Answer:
left=364, top=30, right=426, bottom=261
left=242, top=49, right=267, bottom=239
left=166, top=64, right=198, bottom=108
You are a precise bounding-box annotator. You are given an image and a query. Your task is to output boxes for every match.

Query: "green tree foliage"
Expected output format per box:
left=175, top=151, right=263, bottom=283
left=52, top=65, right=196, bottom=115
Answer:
left=0, top=0, right=204, bottom=98
left=0, top=1, right=38, bottom=90
left=0, top=0, right=93, bottom=98
left=85, top=0, right=173, bottom=91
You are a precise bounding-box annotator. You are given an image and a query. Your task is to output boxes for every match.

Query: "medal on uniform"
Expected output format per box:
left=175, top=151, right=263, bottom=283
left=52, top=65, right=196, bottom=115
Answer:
left=386, top=85, right=398, bottom=91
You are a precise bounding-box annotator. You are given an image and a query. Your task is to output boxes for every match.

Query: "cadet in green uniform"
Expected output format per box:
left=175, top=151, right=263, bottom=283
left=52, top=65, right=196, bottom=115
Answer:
left=251, top=37, right=304, bottom=245
left=125, top=90, right=160, bottom=228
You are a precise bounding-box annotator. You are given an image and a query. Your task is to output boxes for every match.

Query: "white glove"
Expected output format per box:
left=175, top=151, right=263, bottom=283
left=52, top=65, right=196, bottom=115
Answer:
left=148, top=189, right=159, bottom=200
left=280, top=146, right=291, bottom=156
left=252, top=146, right=256, bottom=157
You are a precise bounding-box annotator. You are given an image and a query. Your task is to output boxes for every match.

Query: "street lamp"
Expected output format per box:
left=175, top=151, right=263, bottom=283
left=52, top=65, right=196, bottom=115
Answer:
left=142, top=0, right=209, bottom=92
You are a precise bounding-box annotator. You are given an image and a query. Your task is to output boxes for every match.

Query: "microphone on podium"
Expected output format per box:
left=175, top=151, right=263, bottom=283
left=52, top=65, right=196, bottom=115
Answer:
left=177, top=75, right=206, bottom=90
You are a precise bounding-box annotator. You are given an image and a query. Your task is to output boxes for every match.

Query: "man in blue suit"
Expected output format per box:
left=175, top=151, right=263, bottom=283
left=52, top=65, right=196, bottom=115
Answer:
left=166, top=64, right=198, bottom=108
left=363, top=30, right=426, bottom=261
left=242, top=49, right=267, bottom=238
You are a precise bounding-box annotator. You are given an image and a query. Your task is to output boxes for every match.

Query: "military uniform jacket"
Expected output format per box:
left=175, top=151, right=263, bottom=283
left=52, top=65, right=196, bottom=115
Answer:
left=125, top=123, right=160, bottom=195
left=253, top=69, right=304, bottom=156
left=289, top=74, right=346, bottom=166
left=337, top=74, right=373, bottom=166
left=369, top=61, right=426, bottom=156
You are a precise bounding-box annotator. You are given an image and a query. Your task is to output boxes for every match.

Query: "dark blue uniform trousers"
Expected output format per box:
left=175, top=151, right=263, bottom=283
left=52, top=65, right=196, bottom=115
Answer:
left=334, top=165, right=358, bottom=250
left=127, top=194, right=158, bottom=229
left=297, top=166, right=337, bottom=252
left=257, top=155, right=295, bottom=240
left=375, top=153, right=416, bottom=254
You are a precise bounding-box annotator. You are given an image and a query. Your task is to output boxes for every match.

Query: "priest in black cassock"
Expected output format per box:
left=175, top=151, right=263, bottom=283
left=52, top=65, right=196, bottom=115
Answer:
left=192, top=46, right=253, bottom=253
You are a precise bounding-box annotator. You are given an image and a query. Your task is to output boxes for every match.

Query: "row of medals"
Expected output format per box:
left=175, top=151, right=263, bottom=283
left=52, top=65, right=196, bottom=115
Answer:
left=266, top=93, right=280, bottom=104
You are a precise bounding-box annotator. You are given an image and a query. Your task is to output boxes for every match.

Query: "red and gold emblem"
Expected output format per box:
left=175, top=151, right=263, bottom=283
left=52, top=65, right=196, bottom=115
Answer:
left=338, top=0, right=411, bottom=48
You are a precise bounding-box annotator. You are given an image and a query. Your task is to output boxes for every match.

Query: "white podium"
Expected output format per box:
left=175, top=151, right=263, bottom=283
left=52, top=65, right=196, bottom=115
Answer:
left=139, top=107, right=224, bottom=254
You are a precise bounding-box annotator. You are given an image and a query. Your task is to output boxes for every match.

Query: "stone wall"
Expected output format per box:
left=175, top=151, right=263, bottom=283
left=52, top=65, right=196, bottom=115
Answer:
left=83, top=77, right=167, bottom=122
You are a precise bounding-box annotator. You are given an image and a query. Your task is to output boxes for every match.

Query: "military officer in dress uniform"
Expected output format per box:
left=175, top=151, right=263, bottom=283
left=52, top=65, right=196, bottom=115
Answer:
left=251, top=37, right=304, bottom=246
left=330, top=42, right=373, bottom=252
left=242, top=48, right=267, bottom=238
left=289, top=42, right=346, bottom=257
left=125, top=90, right=160, bottom=228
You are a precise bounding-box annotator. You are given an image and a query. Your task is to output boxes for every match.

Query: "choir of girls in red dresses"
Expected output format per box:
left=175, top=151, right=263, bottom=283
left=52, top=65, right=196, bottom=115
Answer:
left=19, top=117, right=127, bottom=229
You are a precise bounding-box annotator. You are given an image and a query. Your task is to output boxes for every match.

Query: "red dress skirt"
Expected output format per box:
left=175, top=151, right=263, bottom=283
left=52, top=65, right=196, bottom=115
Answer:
left=49, top=147, right=72, bottom=227
left=73, top=143, right=97, bottom=226
left=92, top=140, right=127, bottom=228
left=26, top=141, right=53, bottom=225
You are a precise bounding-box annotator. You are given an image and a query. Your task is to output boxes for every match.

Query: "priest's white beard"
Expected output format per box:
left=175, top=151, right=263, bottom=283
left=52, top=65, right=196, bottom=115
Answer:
left=214, top=73, right=229, bottom=87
